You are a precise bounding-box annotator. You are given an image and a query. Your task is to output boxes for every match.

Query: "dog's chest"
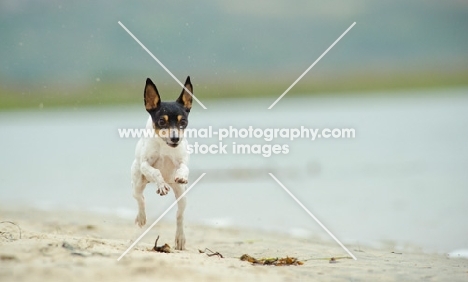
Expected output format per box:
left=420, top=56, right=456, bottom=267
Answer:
left=153, top=154, right=177, bottom=178
left=151, top=143, right=187, bottom=182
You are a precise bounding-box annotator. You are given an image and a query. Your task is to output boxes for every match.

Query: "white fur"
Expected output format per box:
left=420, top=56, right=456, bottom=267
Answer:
left=131, top=117, right=189, bottom=250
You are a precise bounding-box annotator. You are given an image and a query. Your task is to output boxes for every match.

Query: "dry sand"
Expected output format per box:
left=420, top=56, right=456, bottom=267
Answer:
left=1, top=208, right=467, bottom=282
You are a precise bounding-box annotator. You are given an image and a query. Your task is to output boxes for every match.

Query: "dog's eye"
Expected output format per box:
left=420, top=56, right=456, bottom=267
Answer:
left=179, top=119, right=187, bottom=128
left=158, top=118, right=167, bottom=127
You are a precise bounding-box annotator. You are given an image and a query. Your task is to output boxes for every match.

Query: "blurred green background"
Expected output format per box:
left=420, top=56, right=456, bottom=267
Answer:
left=1, top=0, right=467, bottom=110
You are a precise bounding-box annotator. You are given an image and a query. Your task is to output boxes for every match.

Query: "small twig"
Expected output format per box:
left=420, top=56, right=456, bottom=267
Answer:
left=153, top=235, right=160, bottom=249
left=0, top=221, right=22, bottom=240
left=354, top=243, right=364, bottom=252
left=198, top=248, right=224, bottom=258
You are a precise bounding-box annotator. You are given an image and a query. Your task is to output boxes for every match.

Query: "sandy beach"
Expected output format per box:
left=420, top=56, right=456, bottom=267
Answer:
left=0, top=207, right=466, bottom=282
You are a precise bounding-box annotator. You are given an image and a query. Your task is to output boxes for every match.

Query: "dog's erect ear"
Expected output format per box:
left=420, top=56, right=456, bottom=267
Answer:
left=176, top=76, right=193, bottom=112
left=144, top=78, right=161, bottom=111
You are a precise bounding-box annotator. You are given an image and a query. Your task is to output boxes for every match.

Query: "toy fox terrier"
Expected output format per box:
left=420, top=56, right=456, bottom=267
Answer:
left=131, top=76, right=192, bottom=250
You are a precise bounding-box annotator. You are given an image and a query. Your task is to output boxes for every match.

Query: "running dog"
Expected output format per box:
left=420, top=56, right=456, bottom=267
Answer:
left=131, top=76, right=192, bottom=250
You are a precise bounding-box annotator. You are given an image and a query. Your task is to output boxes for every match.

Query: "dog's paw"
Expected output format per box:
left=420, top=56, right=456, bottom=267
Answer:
left=174, top=168, right=189, bottom=184
left=175, top=232, right=186, bottom=250
left=174, top=175, right=188, bottom=184
left=156, top=182, right=171, bottom=196
left=135, top=212, right=146, bottom=227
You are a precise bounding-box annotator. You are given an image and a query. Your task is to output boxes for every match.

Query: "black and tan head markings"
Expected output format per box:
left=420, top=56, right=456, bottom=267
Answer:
left=143, top=76, right=192, bottom=147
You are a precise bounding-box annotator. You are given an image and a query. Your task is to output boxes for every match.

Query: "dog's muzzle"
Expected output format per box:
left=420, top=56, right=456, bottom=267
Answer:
left=165, top=128, right=182, bottom=147
left=167, top=139, right=180, bottom=147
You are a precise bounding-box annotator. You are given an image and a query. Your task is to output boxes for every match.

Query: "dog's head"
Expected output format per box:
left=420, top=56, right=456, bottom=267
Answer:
left=144, top=76, right=192, bottom=148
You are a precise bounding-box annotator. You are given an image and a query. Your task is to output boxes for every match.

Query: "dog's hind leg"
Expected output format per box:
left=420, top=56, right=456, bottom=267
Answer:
left=171, top=183, right=187, bottom=250
left=132, top=160, right=148, bottom=227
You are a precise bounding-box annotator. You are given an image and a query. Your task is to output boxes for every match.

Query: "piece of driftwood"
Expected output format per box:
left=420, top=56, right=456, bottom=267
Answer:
left=240, top=254, right=303, bottom=266
left=152, top=236, right=171, bottom=253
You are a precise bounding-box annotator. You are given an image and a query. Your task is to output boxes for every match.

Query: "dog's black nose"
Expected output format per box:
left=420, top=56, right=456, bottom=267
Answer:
left=170, top=137, right=179, bottom=143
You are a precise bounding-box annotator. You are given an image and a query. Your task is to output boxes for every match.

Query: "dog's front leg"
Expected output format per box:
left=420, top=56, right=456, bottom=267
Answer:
left=140, top=161, right=171, bottom=196
left=174, top=163, right=189, bottom=184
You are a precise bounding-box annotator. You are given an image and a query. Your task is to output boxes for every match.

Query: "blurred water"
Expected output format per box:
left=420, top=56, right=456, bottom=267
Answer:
left=1, top=87, right=467, bottom=252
